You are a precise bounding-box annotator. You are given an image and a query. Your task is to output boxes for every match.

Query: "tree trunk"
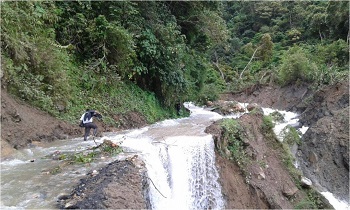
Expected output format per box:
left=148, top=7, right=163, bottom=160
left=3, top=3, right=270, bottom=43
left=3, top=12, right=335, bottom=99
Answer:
left=239, top=45, right=262, bottom=80
left=213, top=51, right=225, bottom=80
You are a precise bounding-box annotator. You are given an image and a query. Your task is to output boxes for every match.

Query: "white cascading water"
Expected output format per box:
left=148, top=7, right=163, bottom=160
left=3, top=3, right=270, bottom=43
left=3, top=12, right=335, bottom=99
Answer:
left=1, top=102, right=348, bottom=210
left=147, top=136, right=223, bottom=209
left=113, top=102, right=227, bottom=210
left=261, top=107, right=350, bottom=210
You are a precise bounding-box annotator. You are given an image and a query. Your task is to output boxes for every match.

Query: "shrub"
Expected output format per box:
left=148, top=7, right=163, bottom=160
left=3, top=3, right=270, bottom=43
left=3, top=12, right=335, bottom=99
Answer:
left=262, top=115, right=274, bottom=132
left=282, top=126, right=301, bottom=146
left=278, top=46, right=315, bottom=86
left=269, top=111, right=285, bottom=123
left=221, top=119, right=250, bottom=171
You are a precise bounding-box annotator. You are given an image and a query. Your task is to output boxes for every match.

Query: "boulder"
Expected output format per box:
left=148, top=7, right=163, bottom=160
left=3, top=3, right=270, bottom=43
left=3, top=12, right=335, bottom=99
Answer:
left=206, top=101, right=213, bottom=107
left=247, top=103, right=259, bottom=111
left=301, top=176, right=312, bottom=188
left=282, top=184, right=298, bottom=197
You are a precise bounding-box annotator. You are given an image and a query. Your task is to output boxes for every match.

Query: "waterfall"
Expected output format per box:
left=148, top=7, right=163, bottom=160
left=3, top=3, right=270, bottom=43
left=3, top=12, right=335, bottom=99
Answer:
left=117, top=103, right=226, bottom=210
left=145, top=136, right=224, bottom=210
left=120, top=136, right=224, bottom=209
left=3, top=102, right=347, bottom=209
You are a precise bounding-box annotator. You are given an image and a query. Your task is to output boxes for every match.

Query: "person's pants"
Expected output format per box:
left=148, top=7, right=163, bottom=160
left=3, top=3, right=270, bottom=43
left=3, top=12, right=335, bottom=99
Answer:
left=84, top=123, right=98, bottom=141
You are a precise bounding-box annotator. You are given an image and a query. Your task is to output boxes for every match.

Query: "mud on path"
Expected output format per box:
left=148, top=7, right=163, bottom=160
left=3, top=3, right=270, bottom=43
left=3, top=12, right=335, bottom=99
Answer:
left=0, top=89, right=148, bottom=159
left=1, top=80, right=348, bottom=208
left=1, top=90, right=80, bottom=158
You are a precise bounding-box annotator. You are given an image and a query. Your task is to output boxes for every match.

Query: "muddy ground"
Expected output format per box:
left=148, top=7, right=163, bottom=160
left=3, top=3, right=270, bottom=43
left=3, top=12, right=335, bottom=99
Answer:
left=1, top=88, right=150, bottom=209
left=0, top=89, right=148, bottom=159
left=1, top=80, right=348, bottom=208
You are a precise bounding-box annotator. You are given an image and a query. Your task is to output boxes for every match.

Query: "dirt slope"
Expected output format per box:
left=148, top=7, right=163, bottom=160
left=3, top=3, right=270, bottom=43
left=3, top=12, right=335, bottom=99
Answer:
left=221, top=83, right=311, bottom=112
left=206, top=112, right=306, bottom=209
left=298, top=82, right=349, bottom=201
left=1, top=90, right=81, bottom=158
left=0, top=89, right=148, bottom=159
left=221, top=81, right=349, bottom=204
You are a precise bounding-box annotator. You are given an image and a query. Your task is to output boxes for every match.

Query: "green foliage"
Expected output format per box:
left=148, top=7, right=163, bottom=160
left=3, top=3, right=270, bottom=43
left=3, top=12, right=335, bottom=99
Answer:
left=1, top=1, right=348, bottom=128
left=295, top=188, right=331, bottom=209
left=221, top=119, right=250, bottom=170
left=282, top=126, right=301, bottom=146
left=278, top=46, right=315, bottom=86
left=100, top=144, right=123, bottom=155
left=269, top=111, right=285, bottom=123
left=257, top=33, right=274, bottom=62
left=72, top=152, right=97, bottom=164
left=198, top=67, right=226, bottom=103
left=57, top=144, right=122, bottom=164
left=294, top=199, right=317, bottom=209
left=278, top=43, right=349, bottom=87
left=222, top=1, right=348, bottom=92
left=262, top=116, right=274, bottom=132
left=59, top=80, right=172, bottom=126
left=1, top=2, right=74, bottom=115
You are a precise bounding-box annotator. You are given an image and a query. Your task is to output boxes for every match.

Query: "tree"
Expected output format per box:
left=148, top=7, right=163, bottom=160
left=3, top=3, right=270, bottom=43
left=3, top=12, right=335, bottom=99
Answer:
left=326, top=1, right=349, bottom=41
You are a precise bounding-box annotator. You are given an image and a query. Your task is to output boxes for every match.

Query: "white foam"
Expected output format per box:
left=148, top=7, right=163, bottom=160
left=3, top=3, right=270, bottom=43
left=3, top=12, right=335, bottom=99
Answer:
left=262, top=107, right=276, bottom=116
left=299, top=126, right=309, bottom=134
left=0, top=159, right=27, bottom=167
left=321, top=192, right=350, bottom=210
left=155, top=119, right=180, bottom=127
left=127, top=127, right=148, bottom=137
left=261, top=107, right=300, bottom=142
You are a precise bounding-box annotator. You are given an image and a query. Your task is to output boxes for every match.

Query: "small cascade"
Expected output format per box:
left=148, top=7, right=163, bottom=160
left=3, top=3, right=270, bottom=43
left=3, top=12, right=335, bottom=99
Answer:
left=2, top=101, right=348, bottom=210
left=116, top=102, right=226, bottom=210
left=144, top=136, right=224, bottom=210
left=261, top=106, right=350, bottom=210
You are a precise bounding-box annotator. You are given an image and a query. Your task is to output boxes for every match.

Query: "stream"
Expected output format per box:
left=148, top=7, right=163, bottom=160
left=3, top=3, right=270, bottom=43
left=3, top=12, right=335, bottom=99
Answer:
left=1, top=102, right=348, bottom=209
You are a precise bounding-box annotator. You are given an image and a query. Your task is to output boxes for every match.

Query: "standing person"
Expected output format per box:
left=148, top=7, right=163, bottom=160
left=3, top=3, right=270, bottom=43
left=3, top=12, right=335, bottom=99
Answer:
left=80, top=109, right=102, bottom=141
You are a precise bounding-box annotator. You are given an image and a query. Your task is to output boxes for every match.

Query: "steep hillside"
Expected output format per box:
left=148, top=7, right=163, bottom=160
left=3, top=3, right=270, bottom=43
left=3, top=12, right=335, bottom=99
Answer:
left=218, top=80, right=349, bottom=207
left=1, top=89, right=80, bottom=158
left=205, top=107, right=332, bottom=209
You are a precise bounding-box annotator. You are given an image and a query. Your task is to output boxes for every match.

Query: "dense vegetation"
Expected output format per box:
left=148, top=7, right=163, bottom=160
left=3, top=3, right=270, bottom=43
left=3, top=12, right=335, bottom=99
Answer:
left=1, top=1, right=348, bottom=125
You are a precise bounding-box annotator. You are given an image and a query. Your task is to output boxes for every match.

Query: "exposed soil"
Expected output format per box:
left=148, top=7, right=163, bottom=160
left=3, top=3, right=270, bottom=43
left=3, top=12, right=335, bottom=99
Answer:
left=297, top=82, right=349, bottom=201
left=220, top=83, right=311, bottom=112
left=58, top=156, right=150, bottom=209
left=215, top=150, right=270, bottom=209
left=1, top=79, right=348, bottom=209
left=1, top=90, right=80, bottom=158
left=206, top=112, right=308, bottom=209
left=0, top=89, right=148, bottom=160
left=219, top=80, right=349, bottom=205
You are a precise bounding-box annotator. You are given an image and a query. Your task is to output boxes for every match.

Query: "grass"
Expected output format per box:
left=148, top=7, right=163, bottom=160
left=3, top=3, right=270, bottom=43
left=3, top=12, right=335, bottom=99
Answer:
left=44, top=141, right=124, bottom=171
left=295, top=188, right=332, bottom=209
left=57, top=78, right=181, bottom=127
left=282, top=126, right=301, bottom=146
left=262, top=115, right=274, bottom=133
left=220, top=118, right=251, bottom=176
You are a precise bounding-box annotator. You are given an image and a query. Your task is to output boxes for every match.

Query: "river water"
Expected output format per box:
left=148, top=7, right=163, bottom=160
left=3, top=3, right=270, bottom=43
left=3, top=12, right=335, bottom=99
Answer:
left=1, top=102, right=348, bottom=209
